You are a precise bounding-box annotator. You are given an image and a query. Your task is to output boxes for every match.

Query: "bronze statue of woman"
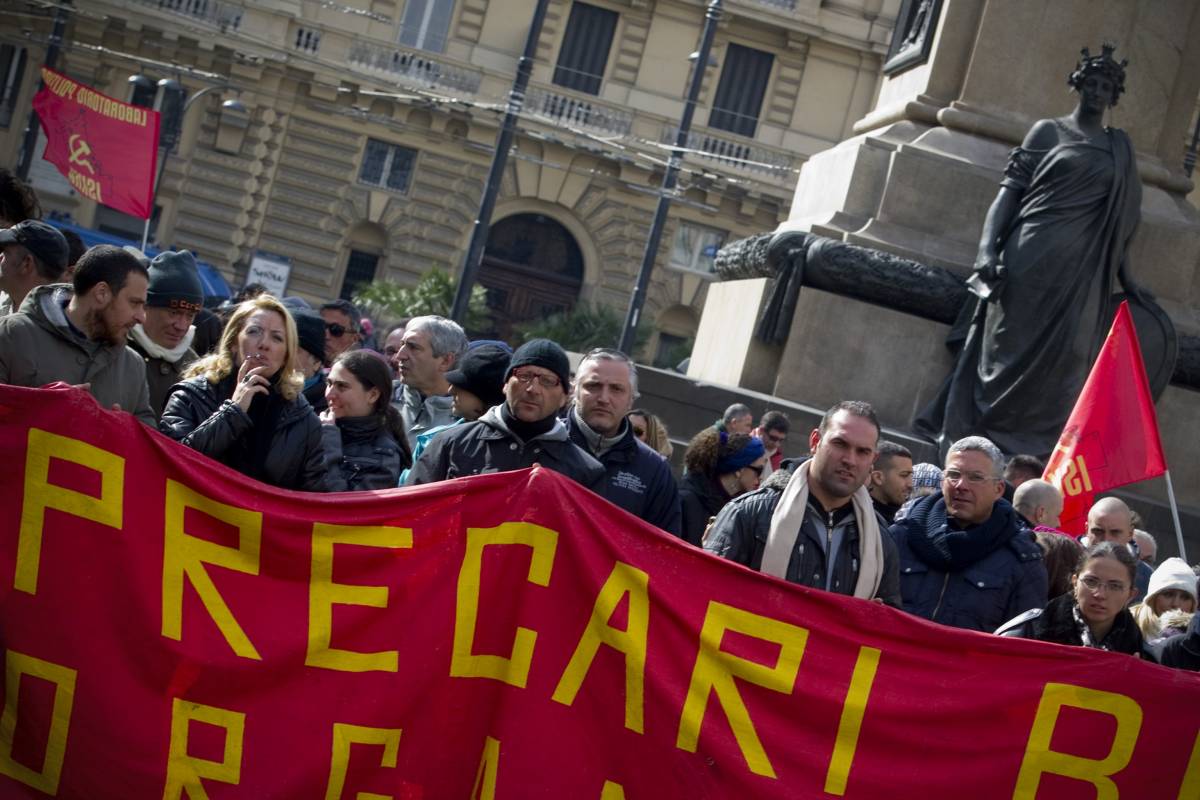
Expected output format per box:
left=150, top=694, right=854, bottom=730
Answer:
left=917, top=44, right=1145, bottom=458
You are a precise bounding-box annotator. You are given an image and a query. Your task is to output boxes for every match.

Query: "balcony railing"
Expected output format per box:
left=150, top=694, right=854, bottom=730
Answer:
left=523, top=86, right=633, bottom=137
left=347, top=41, right=482, bottom=96
left=661, top=125, right=795, bottom=177
left=133, top=0, right=243, bottom=31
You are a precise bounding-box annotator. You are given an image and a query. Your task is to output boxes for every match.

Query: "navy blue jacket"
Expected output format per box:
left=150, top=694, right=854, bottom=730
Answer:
left=889, top=493, right=1047, bottom=633
left=567, top=413, right=682, bottom=536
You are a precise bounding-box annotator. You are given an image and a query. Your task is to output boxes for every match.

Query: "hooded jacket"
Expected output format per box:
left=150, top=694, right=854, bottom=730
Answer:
left=405, top=404, right=604, bottom=489
left=0, top=284, right=154, bottom=425
left=567, top=411, right=682, bottom=536
left=705, top=468, right=903, bottom=607
left=160, top=374, right=328, bottom=492
left=889, top=492, right=1047, bottom=632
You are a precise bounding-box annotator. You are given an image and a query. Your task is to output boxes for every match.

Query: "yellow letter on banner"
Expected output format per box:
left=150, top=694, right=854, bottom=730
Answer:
left=451, top=523, right=557, bottom=688
left=1013, top=682, right=1142, bottom=800
left=0, top=649, right=77, bottom=795
left=307, top=524, right=413, bottom=673
left=1177, top=729, right=1200, bottom=800
left=163, top=698, right=245, bottom=800
left=824, top=646, right=881, bottom=796
left=600, top=780, right=626, bottom=799
left=551, top=562, right=649, bottom=733
left=17, top=428, right=124, bottom=594
left=161, top=480, right=262, bottom=660
left=676, top=601, right=808, bottom=779
left=471, top=736, right=500, bottom=800
left=325, top=723, right=402, bottom=800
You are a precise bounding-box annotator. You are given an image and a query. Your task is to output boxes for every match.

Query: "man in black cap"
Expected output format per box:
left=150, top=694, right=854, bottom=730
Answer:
left=292, top=308, right=329, bottom=413
left=128, top=250, right=204, bottom=418
left=407, top=338, right=603, bottom=489
left=0, top=219, right=69, bottom=317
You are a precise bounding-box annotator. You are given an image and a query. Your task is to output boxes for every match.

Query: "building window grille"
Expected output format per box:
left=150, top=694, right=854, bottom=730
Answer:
left=709, top=44, right=773, bottom=138
left=669, top=222, right=726, bottom=275
left=398, top=0, right=455, bottom=53
left=552, top=2, right=618, bottom=96
left=0, top=45, right=27, bottom=129
left=358, top=139, right=417, bottom=193
left=295, top=27, right=321, bottom=53
left=341, top=250, right=379, bottom=300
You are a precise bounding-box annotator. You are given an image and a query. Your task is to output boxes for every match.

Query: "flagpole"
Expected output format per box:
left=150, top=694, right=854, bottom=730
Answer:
left=140, top=218, right=151, bottom=253
left=1164, top=470, right=1188, bottom=561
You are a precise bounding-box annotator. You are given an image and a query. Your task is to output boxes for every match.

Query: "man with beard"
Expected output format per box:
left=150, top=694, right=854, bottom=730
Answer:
left=127, top=250, right=204, bottom=418
left=867, top=441, right=913, bottom=524
left=0, top=244, right=154, bottom=424
left=889, top=436, right=1047, bottom=632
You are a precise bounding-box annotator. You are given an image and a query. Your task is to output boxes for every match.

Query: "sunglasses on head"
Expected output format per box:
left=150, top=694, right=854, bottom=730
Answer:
left=326, top=323, right=354, bottom=337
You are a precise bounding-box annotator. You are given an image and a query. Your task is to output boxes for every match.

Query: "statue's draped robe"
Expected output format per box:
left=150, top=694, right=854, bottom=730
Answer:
left=918, top=126, right=1141, bottom=457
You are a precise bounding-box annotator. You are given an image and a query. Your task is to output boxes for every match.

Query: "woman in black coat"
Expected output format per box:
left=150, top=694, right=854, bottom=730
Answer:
left=160, top=295, right=328, bottom=491
left=677, top=427, right=766, bottom=546
left=996, top=541, right=1151, bottom=658
left=320, top=349, right=412, bottom=491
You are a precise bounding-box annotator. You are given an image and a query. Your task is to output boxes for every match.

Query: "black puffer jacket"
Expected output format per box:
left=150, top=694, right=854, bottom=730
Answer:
left=405, top=405, right=604, bottom=489
left=705, top=469, right=903, bottom=607
left=160, top=374, right=328, bottom=491
left=678, top=470, right=730, bottom=546
left=322, top=415, right=408, bottom=491
left=997, top=593, right=1151, bottom=659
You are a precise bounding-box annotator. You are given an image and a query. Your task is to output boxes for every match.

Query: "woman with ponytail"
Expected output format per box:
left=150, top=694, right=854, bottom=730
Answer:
left=321, top=349, right=412, bottom=491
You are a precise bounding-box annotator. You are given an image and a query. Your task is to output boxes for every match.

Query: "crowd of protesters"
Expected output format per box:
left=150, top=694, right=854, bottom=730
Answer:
left=2, top=167, right=1199, bottom=671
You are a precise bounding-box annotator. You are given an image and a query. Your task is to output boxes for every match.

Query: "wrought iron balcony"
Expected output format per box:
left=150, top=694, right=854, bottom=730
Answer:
left=132, top=0, right=243, bottom=31
left=522, top=86, right=633, bottom=137
left=346, top=41, right=482, bottom=96
left=661, top=125, right=795, bottom=177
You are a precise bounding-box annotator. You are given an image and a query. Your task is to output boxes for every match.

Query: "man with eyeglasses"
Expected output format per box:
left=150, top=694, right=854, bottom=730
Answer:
left=890, top=436, right=1047, bottom=632
left=407, top=338, right=603, bottom=489
left=1083, top=496, right=1152, bottom=603
left=705, top=401, right=902, bottom=606
left=319, top=299, right=362, bottom=365
left=752, top=410, right=789, bottom=476
left=566, top=348, right=681, bottom=535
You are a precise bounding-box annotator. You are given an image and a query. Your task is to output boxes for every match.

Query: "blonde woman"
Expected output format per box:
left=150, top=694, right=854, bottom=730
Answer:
left=628, top=408, right=673, bottom=460
left=160, top=295, right=328, bottom=491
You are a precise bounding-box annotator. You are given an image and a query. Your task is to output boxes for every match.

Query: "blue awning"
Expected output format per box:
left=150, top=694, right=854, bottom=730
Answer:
left=47, top=220, right=233, bottom=301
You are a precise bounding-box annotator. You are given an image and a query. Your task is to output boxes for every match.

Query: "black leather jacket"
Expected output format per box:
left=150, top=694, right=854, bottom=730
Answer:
left=160, top=374, right=328, bottom=491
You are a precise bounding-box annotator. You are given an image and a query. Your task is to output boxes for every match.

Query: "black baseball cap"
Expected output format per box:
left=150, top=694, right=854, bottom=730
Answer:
left=0, top=220, right=69, bottom=275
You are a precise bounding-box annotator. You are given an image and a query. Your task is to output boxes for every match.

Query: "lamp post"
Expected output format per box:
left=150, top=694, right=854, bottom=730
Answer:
left=140, top=83, right=245, bottom=250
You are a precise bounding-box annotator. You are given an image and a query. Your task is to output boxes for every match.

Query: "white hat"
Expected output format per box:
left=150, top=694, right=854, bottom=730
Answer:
left=1147, top=557, right=1198, bottom=603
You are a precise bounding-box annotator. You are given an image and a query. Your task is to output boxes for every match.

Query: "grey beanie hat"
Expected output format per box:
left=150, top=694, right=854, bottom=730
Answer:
left=146, top=250, right=204, bottom=310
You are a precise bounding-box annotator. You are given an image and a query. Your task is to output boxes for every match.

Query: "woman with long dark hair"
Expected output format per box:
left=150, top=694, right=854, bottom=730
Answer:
left=321, top=349, right=412, bottom=491
left=160, top=295, right=328, bottom=491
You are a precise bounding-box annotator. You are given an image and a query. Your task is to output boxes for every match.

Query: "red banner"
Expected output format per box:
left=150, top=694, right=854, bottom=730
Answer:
left=31, top=68, right=160, bottom=219
left=0, top=385, right=1196, bottom=799
left=1043, top=302, right=1168, bottom=535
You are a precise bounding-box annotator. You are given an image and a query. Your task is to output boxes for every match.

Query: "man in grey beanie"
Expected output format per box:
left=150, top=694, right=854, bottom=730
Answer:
left=128, top=250, right=204, bottom=418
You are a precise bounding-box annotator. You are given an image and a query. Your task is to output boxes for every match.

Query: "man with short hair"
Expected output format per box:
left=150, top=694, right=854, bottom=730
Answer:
left=720, top=403, right=754, bottom=435
left=393, top=314, right=468, bottom=450
left=0, top=219, right=69, bottom=316
left=868, top=441, right=913, bottom=524
left=320, top=299, right=362, bottom=364
left=0, top=244, right=154, bottom=425
left=1133, top=529, right=1157, bottom=566
left=890, top=436, right=1047, bottom=632
left=567, top=348, right=681, bottom=535
left=1085, top=496, right=1152, bottom=601
left=382, top=323, right=408, bottom=380
left=1012, top=479, right=1064, bottom=531
left=407, top=338, right=604, bottom=489
left=706, top=401, right=902, bottom=606
left=753, top=410, right=789, bottom=473
left=127, top=250, right=204, bottom=418
left=1004, top=454, right=1045, bottom=489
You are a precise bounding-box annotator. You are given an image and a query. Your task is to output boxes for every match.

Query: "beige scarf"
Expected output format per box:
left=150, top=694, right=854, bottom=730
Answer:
left=762, top=459, right=884, bottom=599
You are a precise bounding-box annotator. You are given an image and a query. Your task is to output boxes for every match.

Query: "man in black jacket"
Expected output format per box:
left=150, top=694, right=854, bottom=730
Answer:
left=704, top=401, right=902, bottom=607
left=406, top=338, right=603, bottom=489
left=567, top=348, right=681, bottom=535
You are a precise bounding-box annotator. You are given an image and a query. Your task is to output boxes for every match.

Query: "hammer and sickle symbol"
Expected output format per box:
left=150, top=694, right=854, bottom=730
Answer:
left=68, top=134, right=95, bottom=174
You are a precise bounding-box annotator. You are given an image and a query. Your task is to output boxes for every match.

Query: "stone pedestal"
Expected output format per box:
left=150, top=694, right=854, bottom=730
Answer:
left=687, top=279, right=780, bottom=395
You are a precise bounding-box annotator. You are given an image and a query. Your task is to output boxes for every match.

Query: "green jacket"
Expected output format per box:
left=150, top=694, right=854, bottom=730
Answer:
left=0, top=284, right=154, bottom=426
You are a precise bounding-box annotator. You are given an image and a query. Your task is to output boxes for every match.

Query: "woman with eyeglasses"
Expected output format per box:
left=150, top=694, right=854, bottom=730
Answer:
left=320, top=349, right=412, bottom=491
left=996, top=541, right=1152, bottom=658
left=628, top=408, right=673, bottom=460
left=160, top=295, right=329, bottom=491
left=678, top=427, right=766, bottom=546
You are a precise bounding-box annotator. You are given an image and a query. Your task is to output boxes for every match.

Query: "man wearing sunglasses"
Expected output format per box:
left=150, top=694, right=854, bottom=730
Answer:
left=407, top=338, right=603, bottom=489
left=319, top=299, right=362, bottom=365
left=889, top=436, right=1047, bottom=632
left=705, top=401, right=901, bottom=607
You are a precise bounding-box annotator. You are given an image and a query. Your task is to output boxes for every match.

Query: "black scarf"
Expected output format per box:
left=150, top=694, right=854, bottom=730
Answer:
left=500, top=402, right=557, bottom=443
left=220, top=372, right=285, bottom=481
left=904, top=492, right=1018, bottom=572
left=1029, top=594, right=1145, bottom=655
left=336, top=413, right=384, bottom=446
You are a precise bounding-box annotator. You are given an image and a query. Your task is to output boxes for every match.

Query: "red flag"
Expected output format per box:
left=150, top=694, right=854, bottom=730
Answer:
left=31, top=67, right=160, bottom=219
left=1043, top=301, right=1167, bottom=534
